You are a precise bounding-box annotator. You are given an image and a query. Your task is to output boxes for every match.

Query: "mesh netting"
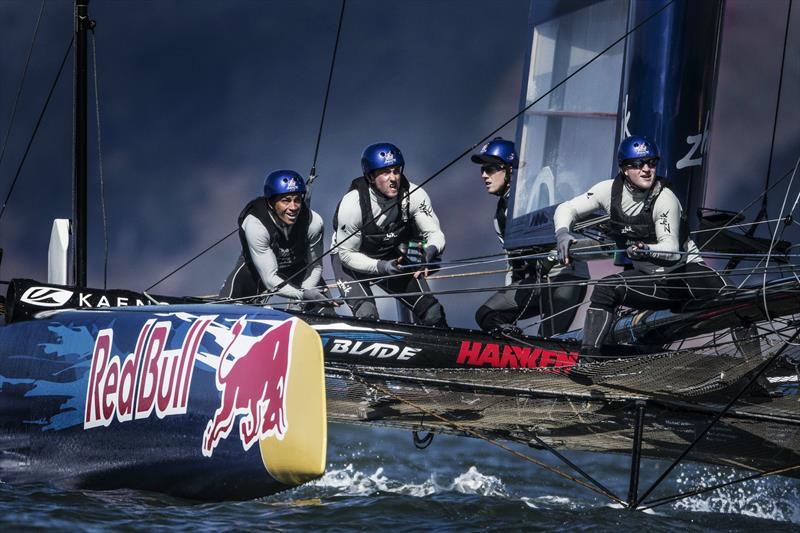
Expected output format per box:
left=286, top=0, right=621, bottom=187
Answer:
left=325, top=337, right=800, bottom=477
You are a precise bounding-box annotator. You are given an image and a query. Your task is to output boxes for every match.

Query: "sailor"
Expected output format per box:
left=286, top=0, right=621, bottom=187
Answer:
left=220, top=169, right=332, bottom=312
left=331, top=142, right=448, bottom=326
left=554, top=135, right=726, bottom=358
left=471, top=137, right=588, bottom=336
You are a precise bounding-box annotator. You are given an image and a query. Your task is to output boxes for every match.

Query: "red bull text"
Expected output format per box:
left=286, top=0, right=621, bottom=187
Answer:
left=84, top=316, right=214, bottom=429
left=202, top=318, right=294, bottom=457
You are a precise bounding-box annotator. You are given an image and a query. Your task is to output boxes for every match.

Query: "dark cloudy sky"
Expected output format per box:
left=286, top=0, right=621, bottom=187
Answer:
left=1, top=0, right=798, bottom=328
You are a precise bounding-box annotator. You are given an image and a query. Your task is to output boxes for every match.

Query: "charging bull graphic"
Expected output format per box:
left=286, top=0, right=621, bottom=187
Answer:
left=202, top=318, right=294, bottom=457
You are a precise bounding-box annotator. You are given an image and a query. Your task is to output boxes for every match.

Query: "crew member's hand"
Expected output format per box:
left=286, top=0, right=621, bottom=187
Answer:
left=415, top=245, right=441, bottom=279
left=300, top=288, right=325, bottom=302
left=377, top=259, right=403, bottom=276
left=626, top=241, right=650, bottom=260
left=555, top=228, right=577, bottom=265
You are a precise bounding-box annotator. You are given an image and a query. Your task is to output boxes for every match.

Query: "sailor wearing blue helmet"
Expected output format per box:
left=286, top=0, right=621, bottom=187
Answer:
left=220, top=169, right=333, bottom=313
left=554, top=135, right=726, bottom=361
left=331, top=142, right=448, bottom=326
left=471, top=137, right=588, bottom=337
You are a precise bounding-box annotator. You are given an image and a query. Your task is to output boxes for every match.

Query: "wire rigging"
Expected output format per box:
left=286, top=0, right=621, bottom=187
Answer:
left=0, top=1, right=46, bottom=182
left=0, top=37, right=74, bottom=226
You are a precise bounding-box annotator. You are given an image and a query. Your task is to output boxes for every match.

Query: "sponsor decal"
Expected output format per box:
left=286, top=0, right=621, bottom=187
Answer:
left=20, top=286, right=73, bottom=307
left=202, top=318, right=294, bottom=457
left=84, top=316, right=213, bottom=429
left=381, top=150, right=397, bottom=165
left=328, top=338, right=419, bottom=361
left=22, top=285, right=155, bottom=309
left=621, top=225, right=633, bottom=234
left=285, top=177, right=299, bottom=191
left=633, top=141, right=650, bottom=156
left=456, top=341, right=578, bottom=369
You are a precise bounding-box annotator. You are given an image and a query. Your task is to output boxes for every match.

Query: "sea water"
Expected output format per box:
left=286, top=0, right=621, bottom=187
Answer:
left=1, top=424, right=797, bottom=531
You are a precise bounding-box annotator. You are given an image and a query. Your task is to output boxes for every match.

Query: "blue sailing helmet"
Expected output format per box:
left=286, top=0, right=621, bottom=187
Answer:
left=470, top=137, right=518, bottom=168
left=618, top=135, right=660, bottom=165
left=263, top=169, right=306, bottom=198
left=361, top=143, right=405, bottom=176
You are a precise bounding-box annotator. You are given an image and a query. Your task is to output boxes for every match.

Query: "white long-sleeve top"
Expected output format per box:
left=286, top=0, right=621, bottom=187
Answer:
left=334, top=182, right=446, bottom=274
left=554, top=179, right=702, bottom=274
left=241, top=209, right=324, bottom=299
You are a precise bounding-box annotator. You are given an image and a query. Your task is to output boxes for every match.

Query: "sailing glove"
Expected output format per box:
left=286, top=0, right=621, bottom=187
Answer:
left=423, top=245, right=442, bottom=274
left=556, top=228, right=577, bottom=264
left=626, top=242, right=650, bottom=260
left=377, top=259, right=403, bottom=276
left=300, top=288, right=325, bottom=302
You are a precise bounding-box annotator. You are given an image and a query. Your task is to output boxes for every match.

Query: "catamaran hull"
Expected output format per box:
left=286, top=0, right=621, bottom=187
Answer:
left=0, top=304, right=327, bottom=501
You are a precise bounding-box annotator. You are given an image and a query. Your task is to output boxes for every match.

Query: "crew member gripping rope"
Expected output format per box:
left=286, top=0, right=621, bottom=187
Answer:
left=470, top=137, right=589, bottom=337
left=555, top=136, right=727, bottom=361
left=331, top=142, right=448, bottom=326
left=220, top=169, right=335, bottom=314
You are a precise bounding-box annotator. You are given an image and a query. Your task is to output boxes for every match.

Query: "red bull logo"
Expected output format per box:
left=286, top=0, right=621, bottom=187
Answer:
left=84, top=316, right=214, bottom=429
left=202, top=318, right=295, bottom=457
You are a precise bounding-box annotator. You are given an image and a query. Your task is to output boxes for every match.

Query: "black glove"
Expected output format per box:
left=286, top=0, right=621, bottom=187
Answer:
left=626, top=241, right=650, bottom=260
left=489, top=323, right=523, bottom=338
left=377, top=259, right=402, bottom=276
left=423, top=245, right=438, bottom=264
left=555, top=228, right=577, bottom=265
left=300, top=288, right=325, bottom=301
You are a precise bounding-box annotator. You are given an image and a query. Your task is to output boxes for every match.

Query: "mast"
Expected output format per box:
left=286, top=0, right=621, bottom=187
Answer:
left=73, top=0, right=90, bottom=287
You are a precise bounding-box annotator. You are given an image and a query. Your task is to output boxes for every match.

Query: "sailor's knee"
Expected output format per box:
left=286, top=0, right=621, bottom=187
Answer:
left=589, top=283, right=618, bottom=310
left=353, top=301, right=379, bottom=321
left=475, top=305, right=494, bottom=330
left=419, top=302, right=447, bottom=327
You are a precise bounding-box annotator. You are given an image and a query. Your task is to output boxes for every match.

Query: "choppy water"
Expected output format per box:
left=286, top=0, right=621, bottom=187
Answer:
left=2, top=424, right=798, bottom=531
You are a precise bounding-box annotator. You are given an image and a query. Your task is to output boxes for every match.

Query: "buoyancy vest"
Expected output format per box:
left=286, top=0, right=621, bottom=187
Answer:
left=607, top=173, right=686, bottom=267
left=237, top=197, right=311, bottom=281
left=334, top=175, right=413, bottom=260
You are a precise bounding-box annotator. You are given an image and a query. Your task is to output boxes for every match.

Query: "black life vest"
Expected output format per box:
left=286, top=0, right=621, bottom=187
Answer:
left=333, top=176, right=413, bottom=260
left=237, top=197, right=311, bottom=283
left=607, top=173, right=686, bottom=267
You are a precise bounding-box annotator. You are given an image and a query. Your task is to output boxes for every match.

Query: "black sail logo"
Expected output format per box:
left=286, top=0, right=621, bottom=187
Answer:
left=19, top=286, right=74, bottom=307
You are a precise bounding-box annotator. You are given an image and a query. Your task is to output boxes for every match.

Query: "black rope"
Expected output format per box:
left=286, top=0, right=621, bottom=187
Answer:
left=0, top=1, right=46, bottom=177
left=529, top=434, right=622, bottom=503
left=145, top=2, right=349, bottom=292
left=268, top=0, right=677, bottom=294
left=309, top=0, right=346, bottom=179
left=90, top=27, right=109, bottom=289
left=639, top=463, right=800, bottom=511
left=145, top=228, right=237, bottom=291
left=0, top=37, right=74, bottom=225
left=635, top=329, right=800, bottom=505
left=735, top=0, right=793, bottom=245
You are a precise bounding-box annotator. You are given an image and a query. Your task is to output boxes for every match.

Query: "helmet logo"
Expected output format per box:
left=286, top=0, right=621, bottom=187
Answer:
left=380, top=151, right=397, bottom=165
left=480, top=143, right=489, bottom=154
left=633, top=142, right=650, bottom=156
left=284, top=177, right=299, bottom=191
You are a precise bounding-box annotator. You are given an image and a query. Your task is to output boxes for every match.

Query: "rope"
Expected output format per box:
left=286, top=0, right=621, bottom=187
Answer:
left=750, top=0, right=793, bottom=237
left=187, top=0, right=679, bottom=297
left=308, top=0, right=346, bottom=180
left=636, top=330, right=800, bottom=505
left=90, top=27, right=109, bottom=289
left=638, top=463, right=800, bottom=511
left=0, top=1, right=45, bottom=178
left=145, top=228, right=237, bottom=292
left=0, top=37, right=74, bottom=226
left=346, top=369, right=626, bottom=505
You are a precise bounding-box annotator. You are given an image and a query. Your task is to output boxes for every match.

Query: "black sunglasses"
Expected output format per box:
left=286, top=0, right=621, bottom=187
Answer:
left=623, top=157, right=659, bottom=169
left=481, top=164, right=505, bottom=174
